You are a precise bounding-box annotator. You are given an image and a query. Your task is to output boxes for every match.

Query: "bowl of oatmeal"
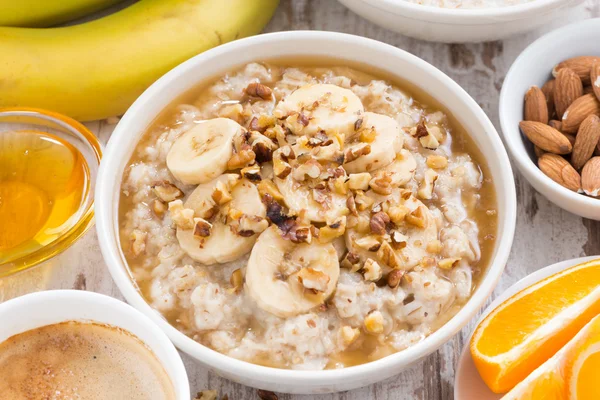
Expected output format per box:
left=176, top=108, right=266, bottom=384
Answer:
left=96, top=31, right=516, bottom=393
left=338, top=0, right=584, bottom=42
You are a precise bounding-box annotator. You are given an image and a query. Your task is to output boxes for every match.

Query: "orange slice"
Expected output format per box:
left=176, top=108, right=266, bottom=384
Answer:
left=470, top=259, right=600, bottom=393
left=502, top=313, right=600, bottom=400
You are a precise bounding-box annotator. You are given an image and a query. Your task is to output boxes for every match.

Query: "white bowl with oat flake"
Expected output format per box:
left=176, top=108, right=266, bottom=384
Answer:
left=96, top=31, right=516, bottom=393
left=500, top=18, right=600, bottom=220
left=338, top=0, right=584, bottom=43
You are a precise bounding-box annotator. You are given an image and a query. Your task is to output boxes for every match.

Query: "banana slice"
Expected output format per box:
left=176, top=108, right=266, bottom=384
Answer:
left=275, top=173, right=348, bottom=223
left=246, top=225, right=340, bottom=317
left=176, top=175, right=266, bottom=265
left=345, top=196, right=438, bottom=270
left=167, top=118, right=244, bottom=185
left=274, top=83, right=364, bottom=136
left=343, top=112, right=403, bottom=174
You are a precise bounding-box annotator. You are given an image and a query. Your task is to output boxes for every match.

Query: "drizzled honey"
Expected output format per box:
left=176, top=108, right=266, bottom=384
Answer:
left=0, top=130, right=89, bottom=264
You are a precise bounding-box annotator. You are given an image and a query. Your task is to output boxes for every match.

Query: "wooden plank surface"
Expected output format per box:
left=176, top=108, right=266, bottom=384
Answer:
left=1, top=1, right=599, bottom=399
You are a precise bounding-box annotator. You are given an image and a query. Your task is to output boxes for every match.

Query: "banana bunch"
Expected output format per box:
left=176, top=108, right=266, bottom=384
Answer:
left=0, top=0, right=279, bottom=121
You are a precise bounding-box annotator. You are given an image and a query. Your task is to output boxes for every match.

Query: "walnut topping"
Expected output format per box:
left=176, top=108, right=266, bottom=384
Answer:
left=168, top=200, right=195, bottom=229
left=362, top=258, right=382, bottom=281
left=344, top=143, right=371, bottom=163
left=297, top=267, right=330, bottom=292
left=332, top=176, right=348, bottom=195
left=438, top=257, right=461, bottom=270
left=152, top=181, right=184, bottom=202
left=369, top=171, right=393, bottom=195
left=286, top=112, right=311, bottom=133
left=354, top=190, right=374, bottom=211
left=227, top=148, right=256, bottom=170
left=354, top=118, right=363, bottom=131
left=257, top=390, right=279, bottom=400
left=241, top=165, right=262, bottom=181
left=279, top=145, right=296, bottom=162
left=249, top=115, right=276, bottom=133
left=354, top=235, right=381, bottom=252
left=232, top=214, right=269, bottom=237
left=347, top=173, right=371, bottom=190
left=341, top=251, right=361, bottom=270
left=152, top=199, right=167, bottom=218
left=390, top=230, right=408, bottom=250
left=130, top=229, right=147, bottom=256
left=415, top=122, right=428, bottom=138
left=292, top=158, right=322, bottom=181
left=340, top=326, right=361, bottom=346
left=387, top=269, right=404, bottom=289
left=417, top=169, right=439, bottom=200
left=377, top=241, right=401, bottom=269
left=249, top=132, right=277, bottom=162
left=258, top=180, right=284, bottom=202
left=426, top=155, right=448, bottom=169
left=426, top=239, right=443, bottom=254
left=346, top=195, right=358, bottom=216
left=370, top=212, right=390, bottom=235
left=419, top=132, right=440, bottom=150
left=245, top=82, right=273, bottom=100
left=193, top=217, right=212, bottom=237
left=406, top=207, right=426, bottom=228
left=273, top=157, right=292, bottom=179
left=212, top=180, right=234, bottom=205
left=195, top=390, right=219, bottom=400
left=364, top=310, right=385, bottom=334
left=319, top=217, right=346, bottom=243
left=387, top=205, right=409, bottom=225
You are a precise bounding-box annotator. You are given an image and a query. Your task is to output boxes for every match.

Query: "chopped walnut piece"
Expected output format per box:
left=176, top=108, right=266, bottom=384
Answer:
left=245, top=82, right=273, bottom=100
left=227, top=149, right=256, bottom=170
left=241, top=165, right=262, bottom=181
left=417, top=169, right=439, bottom=200
left=249, top=115, right=276, bottom=133
left=387, top=205, right=409, bottom=225
left=354, top=235, right=381, bottom=252
left=152, top=199, right=167, bottom=218
left=354, top=118, right=363, bottom=131
left=195, top=390, right=218, bottom=400
left=364, top=311, right=385, bottom=334
left=273, top=157, right=292, bottom=179
left=377, top=241, right=402, bottom=269
left=233, top=214, right=269, bottom=237
left=319, top=217, right=346, bottom=243
left=257, top=390, right=278, bottom=400
left=347, top=173, right=371, bottom=190
left=369, top=172, right=393, bottom=195
left=362, top=258, right=383, bottom=281
left=332, top=176, right=348, bottom=195
left=341, top=251, right=361, bottom=271
left=344, top=143, right=371, bottom=163
left=291, top=226, right=312, bottom=244
left=359, top=127, right=376, bottom=143
left=152, top=181, right=184, bottom=202
left=346, top=195, right=358, bottom=216
left=212, top=181, right=234, bottom=205
left=387, top=269, right=404, bottom=289
left=419, top=133, right=440, bottom=150
left=370, top=212, right=390, bottom=235
left=168, top=200, right=195, bottom=229
left=414, top=122, right=429, bottom=138
left=427, top=125, right=445, bottom=142
left=390, top=230, right=408, bottom=250
left=354, top=190, right=374, bottom=211
left=130, top=229, right=147, bottom=256
left=193, top=217, right=212, bottom=238
left=258, top=180, right=284, bottom=202
left=292, top=158, right=322, bottom=181
left=426, top=155, right=448, bottom=169
left=426, top=240, right=443, bottom=254
left=218, top=103, right=244, bottom=123
left=406, top=207, right=426, bottom=228
left=297, top=267, right=330, bottom=292
left=340, top=326, right=361, bottom=346
left=438, top=257, right=461, bottom=270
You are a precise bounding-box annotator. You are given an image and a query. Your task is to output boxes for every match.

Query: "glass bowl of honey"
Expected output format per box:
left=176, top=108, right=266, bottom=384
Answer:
left=0, top=108, right=102, bottom=276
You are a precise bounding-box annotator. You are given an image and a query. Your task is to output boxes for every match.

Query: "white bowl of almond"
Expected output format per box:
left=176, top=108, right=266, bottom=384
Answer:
left=500, top=18, right=600, bottom=220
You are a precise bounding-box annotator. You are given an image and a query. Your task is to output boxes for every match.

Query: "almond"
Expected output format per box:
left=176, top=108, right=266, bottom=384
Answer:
left=554, top=68, right=583, bottom=119
left=553, top=56, right=600, bottom=85
left=571, top=115, right=600, bottom=170
left=548, top=119, right=562, bottom=132
left=582, top=157, right=600, bottom=196
left=591, top=60, right=600, bottom=103
left=524, top=86, right=549, bottom=124
left=519, top=121, right=572, bottom=154
left=538, top=153, right=581, bottom=192
left=561, top=94, right=600, bottom=133
left=541, top=79, right=556, bottom=119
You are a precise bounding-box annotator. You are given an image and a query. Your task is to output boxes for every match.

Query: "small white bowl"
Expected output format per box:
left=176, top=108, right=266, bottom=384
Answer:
left=453, top=255, right=599, bottom=400
left=0, top=290, right=190, bottom=399
left=338, top=0, right=583, bottom=43
left=96, top=31, right=517, bottom=393
left=500, top=18, right=600, bottom=220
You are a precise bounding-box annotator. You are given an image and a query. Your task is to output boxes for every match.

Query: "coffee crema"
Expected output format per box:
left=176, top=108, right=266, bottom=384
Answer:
left=0, top=321, right=176, bottom=400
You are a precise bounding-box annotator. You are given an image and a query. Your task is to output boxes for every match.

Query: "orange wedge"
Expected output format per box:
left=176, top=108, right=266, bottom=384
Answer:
left=502, top=313, right=600, bottom=400
left=470, top=259, right=600, bottom=393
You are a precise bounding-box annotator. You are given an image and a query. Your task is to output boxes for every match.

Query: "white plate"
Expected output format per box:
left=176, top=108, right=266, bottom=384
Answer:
left=454, top=255, right=599, bottom=400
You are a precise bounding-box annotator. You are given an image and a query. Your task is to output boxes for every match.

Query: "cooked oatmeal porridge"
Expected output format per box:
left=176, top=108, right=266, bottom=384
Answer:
left=119, top=62, right=497, bottom=369
left=403, top=0, right=536, bottom=8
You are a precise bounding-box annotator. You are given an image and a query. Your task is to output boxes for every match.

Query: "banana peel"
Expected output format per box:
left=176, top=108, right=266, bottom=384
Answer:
left=0, top=0, right=279, bottom=121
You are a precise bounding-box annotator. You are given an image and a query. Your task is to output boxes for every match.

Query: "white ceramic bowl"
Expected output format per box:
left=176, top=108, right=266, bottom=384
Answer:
left=500, top=18, right=600, bottom=220
left=96, top=31, right=517, bottom=394
left=0, top=290, right=190, bottom=399
left=338, top=0, right=583, bottom=43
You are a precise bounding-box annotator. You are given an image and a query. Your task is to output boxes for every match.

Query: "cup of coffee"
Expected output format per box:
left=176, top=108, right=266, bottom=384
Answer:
left=0, top=290, right=190, bottom=399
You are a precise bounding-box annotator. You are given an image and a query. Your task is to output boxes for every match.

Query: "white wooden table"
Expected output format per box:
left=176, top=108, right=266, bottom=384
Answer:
left=2, top=1, right=599, bottom=399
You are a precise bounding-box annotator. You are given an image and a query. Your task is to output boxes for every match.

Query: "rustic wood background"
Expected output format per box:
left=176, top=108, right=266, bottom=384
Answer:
left=1, top=1, right=599, bottom=399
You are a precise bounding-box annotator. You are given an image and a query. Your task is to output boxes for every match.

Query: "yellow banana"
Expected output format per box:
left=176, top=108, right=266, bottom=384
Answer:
left=0, top=0, right=123, bottom=27
left=0, top=0, right=279, bottom=121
